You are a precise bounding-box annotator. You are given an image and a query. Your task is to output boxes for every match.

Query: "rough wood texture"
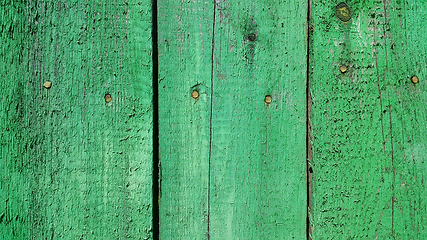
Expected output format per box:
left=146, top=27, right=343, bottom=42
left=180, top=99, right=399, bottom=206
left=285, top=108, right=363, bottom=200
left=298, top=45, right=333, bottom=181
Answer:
left=0, top=1, right=153, bottom=239
left=157, top=0, right=213, bottom=238
left=310, top=0, right=427, bottom=239
left=158, top=0, right=307, bottom=238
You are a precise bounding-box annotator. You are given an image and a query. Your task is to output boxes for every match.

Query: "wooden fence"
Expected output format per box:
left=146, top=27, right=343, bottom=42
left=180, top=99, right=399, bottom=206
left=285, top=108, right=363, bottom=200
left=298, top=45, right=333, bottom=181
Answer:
left=1, top=0, right=426, bottom=239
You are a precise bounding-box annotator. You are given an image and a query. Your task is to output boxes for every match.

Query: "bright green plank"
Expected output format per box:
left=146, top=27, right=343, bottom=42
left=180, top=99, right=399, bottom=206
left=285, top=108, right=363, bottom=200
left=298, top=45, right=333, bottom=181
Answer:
left=310, top=0, right=427, bottom=239
left=157, top=0, right=213, bottom=238
left=209, top=0, right=307, bottom=239
left=0, top=1, right=152, bottom=239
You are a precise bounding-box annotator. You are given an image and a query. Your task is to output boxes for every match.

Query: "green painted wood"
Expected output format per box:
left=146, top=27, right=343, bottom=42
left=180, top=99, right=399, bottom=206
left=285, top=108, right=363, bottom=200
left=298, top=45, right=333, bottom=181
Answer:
left=157, top=0, right=213, bottom=238
left=0, top=1, right=153, bottom=239
left=209, top=0, right=307, bottom=239
left=310, top=0, right=427, bottom=239
left=158, top=0, right=307, bottom=238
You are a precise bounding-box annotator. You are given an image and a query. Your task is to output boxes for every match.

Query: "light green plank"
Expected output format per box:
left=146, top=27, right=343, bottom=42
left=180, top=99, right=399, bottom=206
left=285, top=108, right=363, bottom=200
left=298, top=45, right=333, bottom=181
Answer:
left=310, top=0, right=427, bottom=239
left=0, top=1, right=152, bottom=239
left=157, top=0, right=213, bottom=238
left=158, top=0, right=307, bottom=238
left=209, top=0, right=307, bottom=239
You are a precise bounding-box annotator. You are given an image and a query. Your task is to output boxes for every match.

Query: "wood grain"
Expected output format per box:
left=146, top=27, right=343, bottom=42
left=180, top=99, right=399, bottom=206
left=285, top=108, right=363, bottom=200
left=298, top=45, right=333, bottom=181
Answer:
left=310, top=0, right=427, bottom=238
left=158, top=0, right=307, bottom=238
left=157, top=0, right=213, bottom=238
left=0, top=1, right=153, bottom=238
left=209, top=0, right=307, bottom=239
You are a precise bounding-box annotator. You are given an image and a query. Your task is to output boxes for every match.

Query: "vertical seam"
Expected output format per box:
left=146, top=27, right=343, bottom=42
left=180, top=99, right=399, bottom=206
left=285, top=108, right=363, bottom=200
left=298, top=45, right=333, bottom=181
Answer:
left=207, top=0, right=217, bottom=239
left=380, top=1, right=395, bottom=237
left=306, top=0, right=313, bottom=239
left=151, top=0, right=160, bottom=239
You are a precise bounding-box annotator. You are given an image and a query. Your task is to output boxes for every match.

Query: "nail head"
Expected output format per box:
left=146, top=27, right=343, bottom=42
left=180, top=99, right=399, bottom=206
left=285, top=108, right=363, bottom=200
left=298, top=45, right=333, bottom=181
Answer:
left=265, top=95, right=272, bottom=104
left=340, top=65, right=347, bottom=73
left=191, top=90, right=199, bottom=99
left=43, top=81, right=52, bottom=89
left=105, top=94, right=112, bottom=103
left=411, top=76, right=419, bottom=84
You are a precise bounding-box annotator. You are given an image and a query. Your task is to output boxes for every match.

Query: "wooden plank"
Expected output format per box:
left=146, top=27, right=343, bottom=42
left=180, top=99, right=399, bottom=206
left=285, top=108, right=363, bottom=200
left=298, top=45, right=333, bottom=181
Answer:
left=209, top=0, right=307, bottom=238
left=158, top=0, right=307, bottom=238
left=0, top=1, right=152, bottom=239
left=157, top=0, right=213, bottom=238
left=383, top=1, right=427, bottom=238
left=310, top=0, right=427, bottom=238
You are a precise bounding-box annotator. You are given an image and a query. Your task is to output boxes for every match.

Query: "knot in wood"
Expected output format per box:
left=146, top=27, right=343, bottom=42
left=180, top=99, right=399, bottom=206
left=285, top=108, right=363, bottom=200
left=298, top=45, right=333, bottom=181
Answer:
left=336, top=3, right=352, bottom=22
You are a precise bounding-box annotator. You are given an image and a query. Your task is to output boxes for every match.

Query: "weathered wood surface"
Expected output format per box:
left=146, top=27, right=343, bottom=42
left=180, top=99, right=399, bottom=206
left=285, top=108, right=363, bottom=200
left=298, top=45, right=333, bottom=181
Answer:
left=157, top=0, right=212, bottom=238
left=310, top=0, right=427, bottom=239
left=158, top=0, right=307, bottom=238
left=0, top=1, right=153, bottom=239
left=3, top=0, right=427, bottom=239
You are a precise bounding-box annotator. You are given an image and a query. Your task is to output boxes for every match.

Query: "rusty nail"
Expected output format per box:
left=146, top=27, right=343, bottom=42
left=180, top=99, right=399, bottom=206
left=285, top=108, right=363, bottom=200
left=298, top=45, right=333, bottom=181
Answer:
left=340, top=65, right=347, bottom=73
left=191, top=90, right=199, bottom=99
left=265, top=95, right=272, bottom=104
left=105, top=94, right=112, bottom=103
left=43, top=81, right=52, bottom=89
left=336, top=3, right=352, bottom=22
left=411, top=76, right=419, bottom=84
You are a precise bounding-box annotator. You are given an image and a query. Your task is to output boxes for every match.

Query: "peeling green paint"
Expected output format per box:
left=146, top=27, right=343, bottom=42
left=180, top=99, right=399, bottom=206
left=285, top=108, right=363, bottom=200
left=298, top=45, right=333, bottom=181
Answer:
left=310, top=0, right=427, bottom=238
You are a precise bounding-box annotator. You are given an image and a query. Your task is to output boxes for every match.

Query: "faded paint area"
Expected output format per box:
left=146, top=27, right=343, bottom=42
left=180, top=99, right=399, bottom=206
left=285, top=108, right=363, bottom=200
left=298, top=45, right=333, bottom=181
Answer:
left=158, top=0, right=307, bottom=239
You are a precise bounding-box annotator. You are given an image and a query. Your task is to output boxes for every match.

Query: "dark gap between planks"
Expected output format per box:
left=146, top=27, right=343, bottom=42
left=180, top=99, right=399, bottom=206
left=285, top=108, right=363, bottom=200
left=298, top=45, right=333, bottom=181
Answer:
left=151, top=0, right=160, bottom=239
